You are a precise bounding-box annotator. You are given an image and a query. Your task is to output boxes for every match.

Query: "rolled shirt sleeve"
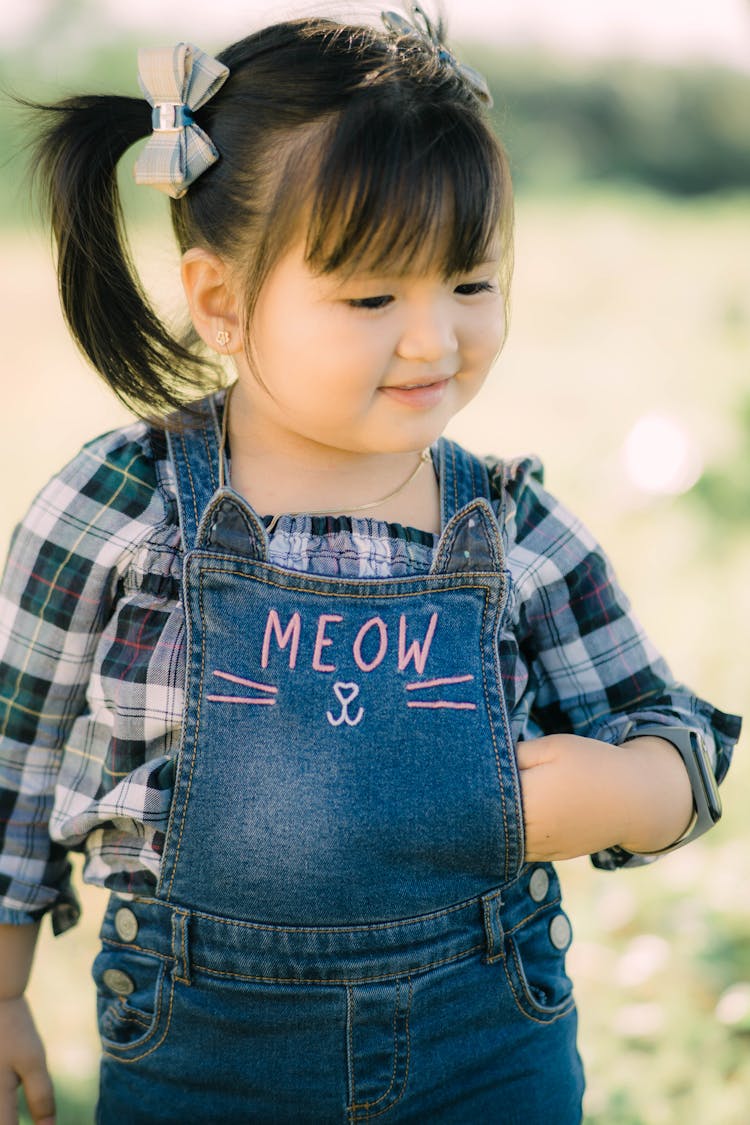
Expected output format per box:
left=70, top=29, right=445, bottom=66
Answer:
left=0, top=429, right=158, bottom=929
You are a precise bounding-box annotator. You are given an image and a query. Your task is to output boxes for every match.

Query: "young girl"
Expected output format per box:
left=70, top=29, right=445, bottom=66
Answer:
left=0, top=8, right=741, bottom=1123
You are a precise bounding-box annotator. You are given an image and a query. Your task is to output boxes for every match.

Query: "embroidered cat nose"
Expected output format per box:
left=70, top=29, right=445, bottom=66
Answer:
left=327, top=681, right=365, bottom=727
left=334, top=683, right=360, bottom=706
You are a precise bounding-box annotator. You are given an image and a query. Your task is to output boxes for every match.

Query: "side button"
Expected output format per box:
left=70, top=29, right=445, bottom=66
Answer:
left=114, top=907, right=139, bottom=943
left=549, top=914, right=572, bottom=951
left=529, top=867, right=550, bottom=903
left=102, top=968, right=135, bottom=996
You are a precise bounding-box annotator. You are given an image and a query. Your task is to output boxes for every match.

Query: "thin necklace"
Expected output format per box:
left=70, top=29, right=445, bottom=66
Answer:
left=265, top=448, right=432, bottom=533
left=218, top=382, right=432, bottom=532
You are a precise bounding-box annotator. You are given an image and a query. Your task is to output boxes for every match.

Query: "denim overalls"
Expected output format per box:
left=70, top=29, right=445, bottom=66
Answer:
left=94, top=402, right=584, bottom=1123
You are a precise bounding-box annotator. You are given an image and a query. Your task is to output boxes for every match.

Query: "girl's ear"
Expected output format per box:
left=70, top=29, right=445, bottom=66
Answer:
left=181, top=248, right=243, bottom=354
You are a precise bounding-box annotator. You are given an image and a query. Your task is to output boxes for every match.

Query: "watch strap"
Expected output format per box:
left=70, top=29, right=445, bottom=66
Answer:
left=620, top=723, right=722, bottom=855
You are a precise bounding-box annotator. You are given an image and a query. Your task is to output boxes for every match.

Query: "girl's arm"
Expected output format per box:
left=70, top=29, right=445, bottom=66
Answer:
left=0, top=427, right=160, bottom=930
left=495, top=457, right=741, bottom=865
left=516, top=733, right=694, bottom=861
left=0, top=430, right=162, bottom=1123
left=0, top=923, right=55, bottom=1125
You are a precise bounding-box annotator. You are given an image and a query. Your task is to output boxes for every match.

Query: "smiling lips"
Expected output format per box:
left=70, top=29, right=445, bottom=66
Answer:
left=380, top=376, right=453, bottom=408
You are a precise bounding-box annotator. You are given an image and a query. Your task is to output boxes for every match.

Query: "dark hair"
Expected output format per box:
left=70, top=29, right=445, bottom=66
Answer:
left=28, top=15, right=513, bottom=419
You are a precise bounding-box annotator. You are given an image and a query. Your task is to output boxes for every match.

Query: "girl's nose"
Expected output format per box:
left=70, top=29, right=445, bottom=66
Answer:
left=395, top=303, right=458, bottom=363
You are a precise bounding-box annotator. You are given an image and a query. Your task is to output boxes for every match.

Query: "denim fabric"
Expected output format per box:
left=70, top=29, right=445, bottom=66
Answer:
left=95, top=408, right=584, bottom=1122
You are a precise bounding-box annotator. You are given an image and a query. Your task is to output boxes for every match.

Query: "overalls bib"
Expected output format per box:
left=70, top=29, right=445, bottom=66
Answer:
left=95, top=401, right=584, bottom=1123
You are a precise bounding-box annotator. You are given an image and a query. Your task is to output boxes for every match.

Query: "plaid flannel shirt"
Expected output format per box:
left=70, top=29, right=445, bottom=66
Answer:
left=0, top=415, right=740, bottom=933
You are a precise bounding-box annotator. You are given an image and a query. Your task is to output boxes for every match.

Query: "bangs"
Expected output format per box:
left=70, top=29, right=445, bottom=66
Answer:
left=303, top=100, right=510, bottom=279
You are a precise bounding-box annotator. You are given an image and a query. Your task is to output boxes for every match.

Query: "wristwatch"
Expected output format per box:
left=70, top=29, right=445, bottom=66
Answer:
left=620, top=723, right=722, bottom=854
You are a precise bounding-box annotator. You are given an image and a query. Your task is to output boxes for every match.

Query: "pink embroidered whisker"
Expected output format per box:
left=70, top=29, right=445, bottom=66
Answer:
left=206, top=695, right=277, bottom=705
left=405, top=675, right=474, bottom=690
left=406, top=701, right=477, bottom=710
left=212, top=670, right=278, bottom=693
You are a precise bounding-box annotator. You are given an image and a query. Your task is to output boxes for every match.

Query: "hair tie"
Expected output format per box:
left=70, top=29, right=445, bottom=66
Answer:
left=381, top=5, right=493, bottom=107
left=134, top=43, right=230, bottom=199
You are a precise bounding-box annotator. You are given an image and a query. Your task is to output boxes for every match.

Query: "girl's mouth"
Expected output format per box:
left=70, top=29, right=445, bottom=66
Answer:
left=380, top=378, right=451, bottom=408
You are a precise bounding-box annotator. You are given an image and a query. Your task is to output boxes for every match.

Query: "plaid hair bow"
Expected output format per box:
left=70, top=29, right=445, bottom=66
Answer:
left=382, top=5, right=493, bottom=107
left=134, top=43, right=230, bottom=198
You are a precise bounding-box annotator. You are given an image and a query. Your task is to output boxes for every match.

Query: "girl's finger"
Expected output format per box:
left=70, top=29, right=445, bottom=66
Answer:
left=0, top=1080, right=19, bottom=1125
left=514, top=739, right=547, bottom=770
left=20, top=1063, right=55, bottom=1125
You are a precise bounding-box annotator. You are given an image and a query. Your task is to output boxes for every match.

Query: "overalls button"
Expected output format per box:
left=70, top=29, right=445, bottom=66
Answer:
left=114, top=907, right=139, bottom=943
left=549, top=913, right=572, bottom=951
left=528, top=867, right=549, bottom=902
left=102, top=968, right=135, bottom=996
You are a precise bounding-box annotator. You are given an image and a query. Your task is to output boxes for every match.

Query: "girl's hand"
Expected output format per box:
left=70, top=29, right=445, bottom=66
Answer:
left=0, top=996, right=55, bottom=1125
left=516, top=733, right=694, bottom=862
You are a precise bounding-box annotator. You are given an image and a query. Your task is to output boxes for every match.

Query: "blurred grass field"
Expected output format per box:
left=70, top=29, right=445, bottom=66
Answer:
left=2, top=188, right=749, bottom=1123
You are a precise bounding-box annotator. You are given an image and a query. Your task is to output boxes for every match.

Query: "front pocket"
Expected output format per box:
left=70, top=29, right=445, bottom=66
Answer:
left=502, top=903, right=576, bottom=1024
left=93, top=945, right=174, bottom=1060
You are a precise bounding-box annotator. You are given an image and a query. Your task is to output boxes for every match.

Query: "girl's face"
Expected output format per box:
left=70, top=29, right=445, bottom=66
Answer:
left=232, top=237, right=505, bottom=462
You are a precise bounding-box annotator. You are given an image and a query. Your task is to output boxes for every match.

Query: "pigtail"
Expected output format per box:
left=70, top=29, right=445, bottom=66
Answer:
left=27, top=94, right=216, bottom=417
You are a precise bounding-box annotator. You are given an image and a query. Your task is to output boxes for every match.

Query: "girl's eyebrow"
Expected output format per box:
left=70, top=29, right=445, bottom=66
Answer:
left=328, top=257, right=503, bottom=286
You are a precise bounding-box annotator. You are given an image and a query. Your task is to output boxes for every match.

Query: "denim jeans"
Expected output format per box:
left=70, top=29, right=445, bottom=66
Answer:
left=95, top=407, right=584, bottom=1122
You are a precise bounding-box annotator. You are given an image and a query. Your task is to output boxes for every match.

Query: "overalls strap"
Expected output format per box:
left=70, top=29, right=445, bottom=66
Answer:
left=436, top=436, right=492, bottom=524
left=433, top=438, right=504, bottom=576
left=166, top=396, right=226, bottom=551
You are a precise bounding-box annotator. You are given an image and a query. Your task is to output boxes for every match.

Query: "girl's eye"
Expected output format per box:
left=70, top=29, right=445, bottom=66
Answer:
left=346, top=295, right=393, bottom=310
left=454, top=281, right=496, bottom=296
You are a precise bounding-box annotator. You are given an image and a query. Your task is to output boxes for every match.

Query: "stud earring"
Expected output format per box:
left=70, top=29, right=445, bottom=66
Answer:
left=216, top=329, right=231, bottom=348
